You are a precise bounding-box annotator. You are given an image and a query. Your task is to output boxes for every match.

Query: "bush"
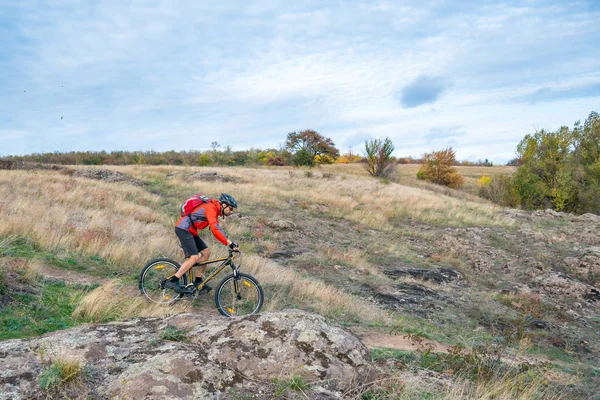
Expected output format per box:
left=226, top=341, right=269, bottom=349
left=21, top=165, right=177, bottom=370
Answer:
left=291, top=148, right=315, bottom=167
left=266, top=156, right=288, bottom=166
left=38, top=357, right=82, bottom=390
left=363, top=137, right=395, bottom=177
left=417, top=147, right=464, bottom=188
left=478, top=175, right=517, bottom=206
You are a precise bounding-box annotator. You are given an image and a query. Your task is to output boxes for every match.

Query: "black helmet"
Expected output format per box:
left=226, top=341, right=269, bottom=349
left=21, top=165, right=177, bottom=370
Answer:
left=219, top=193, right=237, bottom=208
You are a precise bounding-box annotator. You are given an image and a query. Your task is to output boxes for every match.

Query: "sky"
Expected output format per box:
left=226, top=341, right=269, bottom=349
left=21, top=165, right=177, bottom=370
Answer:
left=1, top=0, right=599, bottom=164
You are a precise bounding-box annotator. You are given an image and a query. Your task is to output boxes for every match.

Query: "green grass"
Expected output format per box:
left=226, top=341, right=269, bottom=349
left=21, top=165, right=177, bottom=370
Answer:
left=529, top=345, right=576, bottom=364
left=159, top=325, right=190, bottom=342
left=371, top=347, right=417, bottom=364
left=0, top=281, right=91, bottom=340
left=0, top=237, right=118, bottom=278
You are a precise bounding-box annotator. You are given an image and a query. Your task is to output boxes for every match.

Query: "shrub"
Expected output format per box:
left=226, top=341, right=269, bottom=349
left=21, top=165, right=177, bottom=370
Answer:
left=363, top=137, right=395, bottom=177
left=38, top=357, right=82, bottom=390
left=266, top=156, right=288, bottom=166
left=417, top=147, right=464, bottom=188
left=478, top=175, right=517, bottom=206
left=159, top=326, right=190, bottom=342
left=291, top=148, right=315, bottom=167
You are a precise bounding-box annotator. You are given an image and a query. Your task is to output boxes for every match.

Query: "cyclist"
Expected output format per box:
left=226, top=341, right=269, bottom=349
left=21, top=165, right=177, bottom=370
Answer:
left=164, top=193, right=239, bottom=293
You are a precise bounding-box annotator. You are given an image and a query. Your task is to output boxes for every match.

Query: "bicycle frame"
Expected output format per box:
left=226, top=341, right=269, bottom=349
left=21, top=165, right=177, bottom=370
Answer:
left=187, top=249, right=239, bottom=290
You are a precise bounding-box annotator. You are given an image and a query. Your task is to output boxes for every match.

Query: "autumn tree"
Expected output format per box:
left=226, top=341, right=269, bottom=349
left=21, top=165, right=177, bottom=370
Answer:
left=417, top=147, right=464, bottom=188
left=286, top=129, right=339, bottom=166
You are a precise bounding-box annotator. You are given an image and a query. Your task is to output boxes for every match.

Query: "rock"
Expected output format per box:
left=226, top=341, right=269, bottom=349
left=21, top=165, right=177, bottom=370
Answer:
left=571, top=213, right=600, bottom=223
left=563, top=254, right=600, bottom=284
left=186, top=172, right=238, bottom=182
left=166, top=171, right=185, bottom=179
left=531, top=272, right=600, bottom=302
left=267, top=219, right=297, bottom=230
left=384, top=267, right=463, bottom=285
left=529, top=319, right=551, bottom=330
left=73, top=168, right=142, bottom=185
left=268, top=250, right=301, bottom=259
left=0, top=311, right=376, bottom=399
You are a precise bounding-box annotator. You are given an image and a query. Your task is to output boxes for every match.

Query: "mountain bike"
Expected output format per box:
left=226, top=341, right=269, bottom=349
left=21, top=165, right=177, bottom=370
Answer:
left=138, top=249, right=264, bottom=317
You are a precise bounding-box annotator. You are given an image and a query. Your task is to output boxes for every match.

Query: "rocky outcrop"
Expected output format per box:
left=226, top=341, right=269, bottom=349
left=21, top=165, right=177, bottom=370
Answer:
left=186, top=171, right=239, bottom=182
left=531, top=272, right=600, bottom=302
left=0, top=310, right=377, bottom=399
left=384, top=267, right=463, bottom=285
left=73, top=168, right=142, bottom=186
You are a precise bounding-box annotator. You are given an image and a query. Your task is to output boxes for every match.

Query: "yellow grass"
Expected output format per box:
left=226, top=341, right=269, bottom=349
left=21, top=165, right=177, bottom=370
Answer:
left=0, top=170, right=179, bottom=266
left=72, top=280, right=193, bottom=322
left=0, top=165, right=511, bottom=326
left=239, top=254, right=389, bottom=324
left=156, top=165, right=511, bottom=227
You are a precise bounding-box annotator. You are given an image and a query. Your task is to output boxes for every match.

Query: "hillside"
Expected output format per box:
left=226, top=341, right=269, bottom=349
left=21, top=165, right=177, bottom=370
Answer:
left=1, top=164, right=599, bottom=399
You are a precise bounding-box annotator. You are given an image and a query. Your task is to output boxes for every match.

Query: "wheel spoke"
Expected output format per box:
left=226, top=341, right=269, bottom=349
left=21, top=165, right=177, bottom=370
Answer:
left=139, top=259, right=183, bottom=304
left=216, top=273, right=263, bottom=317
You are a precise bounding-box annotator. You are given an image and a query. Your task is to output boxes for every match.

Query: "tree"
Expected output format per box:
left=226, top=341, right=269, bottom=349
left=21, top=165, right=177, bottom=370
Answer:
left=363, top=137, right=395, bottom=177
left=572, top=111, right=600, bottom=213
left=417, top=147, right=464, bottom=188
left=286, top=129, right=339, bottom=166
left=512, top=127, right=576, bottom=211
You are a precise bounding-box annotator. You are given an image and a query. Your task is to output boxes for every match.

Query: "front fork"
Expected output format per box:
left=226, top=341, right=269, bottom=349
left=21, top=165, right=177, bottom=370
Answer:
left=231, top=264, right=241, bottom=298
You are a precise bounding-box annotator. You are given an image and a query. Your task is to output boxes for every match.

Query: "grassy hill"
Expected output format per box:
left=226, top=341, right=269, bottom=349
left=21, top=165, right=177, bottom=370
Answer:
left=1, top=164, right=598, bottom=399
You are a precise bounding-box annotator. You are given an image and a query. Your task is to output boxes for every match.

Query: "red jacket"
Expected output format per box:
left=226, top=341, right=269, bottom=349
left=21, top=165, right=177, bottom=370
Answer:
left=175, top=199, right=228, bottom=245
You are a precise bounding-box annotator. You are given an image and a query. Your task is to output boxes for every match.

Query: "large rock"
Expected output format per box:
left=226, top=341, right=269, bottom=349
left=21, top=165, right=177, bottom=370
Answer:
left=73, top=168, right=142, bottom=185
left=0, top=310, right=376, bottom=399
left=531, top=272, right=600, bottom=302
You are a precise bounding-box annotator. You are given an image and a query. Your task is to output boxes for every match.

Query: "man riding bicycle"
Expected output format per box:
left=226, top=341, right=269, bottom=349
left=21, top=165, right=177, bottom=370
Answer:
left=164, top=193, right=239, bottom=293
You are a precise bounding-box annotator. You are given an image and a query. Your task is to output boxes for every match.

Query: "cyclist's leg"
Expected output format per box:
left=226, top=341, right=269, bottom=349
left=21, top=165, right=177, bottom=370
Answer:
left=195, top=236, right=210, bottom=275
left=173, top=228, right=200, bottom=279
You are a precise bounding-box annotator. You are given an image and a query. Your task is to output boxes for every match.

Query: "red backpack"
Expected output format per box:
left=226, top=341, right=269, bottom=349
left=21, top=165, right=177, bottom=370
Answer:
left=180, top=194, right=211, bottom=217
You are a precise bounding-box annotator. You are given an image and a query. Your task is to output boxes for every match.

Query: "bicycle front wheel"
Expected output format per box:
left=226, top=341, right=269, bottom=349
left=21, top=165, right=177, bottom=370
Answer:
left=215, top=272, right=264, bottom=317
left=139, top=258, right=187, bottom=304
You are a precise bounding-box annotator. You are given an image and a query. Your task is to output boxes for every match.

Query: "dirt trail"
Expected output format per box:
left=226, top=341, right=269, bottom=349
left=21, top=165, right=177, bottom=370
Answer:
left=349, top=326, right=451, bottom=353
left=41, top=264, right=107, bottom=287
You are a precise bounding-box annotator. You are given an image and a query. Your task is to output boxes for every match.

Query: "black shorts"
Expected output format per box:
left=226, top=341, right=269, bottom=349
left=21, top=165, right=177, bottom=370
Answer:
left=175, top=227, right=208, bottom=258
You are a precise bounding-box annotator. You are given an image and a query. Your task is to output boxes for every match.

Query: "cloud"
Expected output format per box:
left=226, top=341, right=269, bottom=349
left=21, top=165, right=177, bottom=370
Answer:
left=1, top=0, right=599, bottom=161
left=397, top=75, right=451, bottom=108
left=425, top=126, right=465, bottom=145
left=528, top=83, right=600, bottom=104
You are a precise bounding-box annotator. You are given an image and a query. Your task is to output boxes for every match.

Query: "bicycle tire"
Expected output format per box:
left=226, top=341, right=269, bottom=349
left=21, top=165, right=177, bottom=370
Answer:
left=215, top=272, right=264, bottom=317
left=139, top=258, right=187, bottom=304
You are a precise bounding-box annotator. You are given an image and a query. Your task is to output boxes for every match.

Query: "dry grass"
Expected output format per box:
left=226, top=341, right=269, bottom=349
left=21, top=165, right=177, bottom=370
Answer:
left=442, top=372, right=570, bottom=400
left=1, top=165, right=509, bottom=326
left=157, top=165, right=511, bottom=228
left=72, top=280, right=193, bottom=322
left=0, top=170, right=179, bottom=267
left=239, top=254, right=389, bottom=324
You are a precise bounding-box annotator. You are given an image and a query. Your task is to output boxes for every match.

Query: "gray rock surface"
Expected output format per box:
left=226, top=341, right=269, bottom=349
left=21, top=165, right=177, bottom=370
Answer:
left=0, top=310, right=376, bottom=399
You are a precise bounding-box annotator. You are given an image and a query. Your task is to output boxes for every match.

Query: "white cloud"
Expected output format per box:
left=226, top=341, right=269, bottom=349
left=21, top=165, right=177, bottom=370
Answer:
left=1, top=0, right=599, bottom=162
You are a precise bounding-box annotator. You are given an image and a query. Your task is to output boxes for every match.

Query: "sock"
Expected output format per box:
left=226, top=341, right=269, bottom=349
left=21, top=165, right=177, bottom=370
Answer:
left=194, top=277, right=203, bottom=284
left=169, top=276, right=179, bottom=283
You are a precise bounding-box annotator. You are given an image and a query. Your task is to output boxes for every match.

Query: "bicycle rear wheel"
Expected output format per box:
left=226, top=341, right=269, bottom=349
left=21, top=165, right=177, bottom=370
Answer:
left=215, top=272, right=264, bottom=317
left=139, top=258, right=187, bottom=304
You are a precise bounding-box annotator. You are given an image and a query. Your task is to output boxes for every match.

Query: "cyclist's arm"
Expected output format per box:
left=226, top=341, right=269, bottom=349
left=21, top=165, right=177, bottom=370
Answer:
left=205, top=207, right=230, bottom=246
